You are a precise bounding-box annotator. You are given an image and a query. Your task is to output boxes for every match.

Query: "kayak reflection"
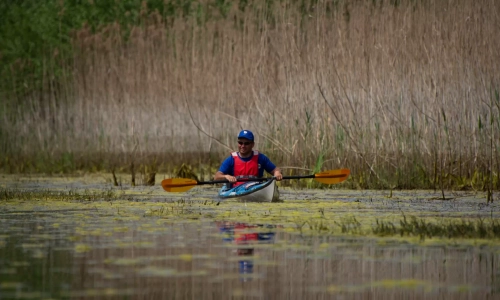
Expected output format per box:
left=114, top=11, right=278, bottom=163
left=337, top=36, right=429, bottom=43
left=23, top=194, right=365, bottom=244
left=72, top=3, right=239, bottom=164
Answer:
left=217, top=221, right=279, bottom=281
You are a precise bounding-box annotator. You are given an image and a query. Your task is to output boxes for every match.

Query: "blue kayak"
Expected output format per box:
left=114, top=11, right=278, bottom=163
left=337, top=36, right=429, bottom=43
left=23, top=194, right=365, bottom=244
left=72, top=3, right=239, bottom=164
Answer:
left=218, top=178, right=279, bottom=202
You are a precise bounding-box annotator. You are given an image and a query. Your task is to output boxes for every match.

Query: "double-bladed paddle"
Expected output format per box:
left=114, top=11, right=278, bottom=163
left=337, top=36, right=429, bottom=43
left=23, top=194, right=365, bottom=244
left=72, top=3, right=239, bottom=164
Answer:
left=161, top=168, right=350, bottom=192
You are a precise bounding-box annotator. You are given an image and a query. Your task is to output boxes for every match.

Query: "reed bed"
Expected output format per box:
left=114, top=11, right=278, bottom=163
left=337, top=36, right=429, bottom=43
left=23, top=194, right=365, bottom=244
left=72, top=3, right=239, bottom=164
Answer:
left=1, top=0, right=499, bottom=190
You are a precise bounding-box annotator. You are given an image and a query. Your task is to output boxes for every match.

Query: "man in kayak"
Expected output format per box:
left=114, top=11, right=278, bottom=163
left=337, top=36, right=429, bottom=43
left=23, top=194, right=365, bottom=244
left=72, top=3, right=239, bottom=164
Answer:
left=214, top=130, right=283, bottom=186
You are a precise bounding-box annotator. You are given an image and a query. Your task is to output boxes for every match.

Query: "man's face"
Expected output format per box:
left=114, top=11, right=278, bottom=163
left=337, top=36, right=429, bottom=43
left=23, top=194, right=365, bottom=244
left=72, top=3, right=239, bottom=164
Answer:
left=237, top=139, right=254, bottom=155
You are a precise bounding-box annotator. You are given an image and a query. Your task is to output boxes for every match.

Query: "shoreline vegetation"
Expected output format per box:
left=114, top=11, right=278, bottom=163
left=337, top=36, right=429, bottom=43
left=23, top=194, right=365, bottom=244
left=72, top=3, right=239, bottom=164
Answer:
left=1, top=0, right=499, bottom=191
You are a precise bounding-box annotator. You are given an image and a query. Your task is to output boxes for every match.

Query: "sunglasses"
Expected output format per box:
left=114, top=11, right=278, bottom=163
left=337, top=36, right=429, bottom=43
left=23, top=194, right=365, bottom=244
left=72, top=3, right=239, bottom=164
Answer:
left=238, top=141, right=252, bottom=146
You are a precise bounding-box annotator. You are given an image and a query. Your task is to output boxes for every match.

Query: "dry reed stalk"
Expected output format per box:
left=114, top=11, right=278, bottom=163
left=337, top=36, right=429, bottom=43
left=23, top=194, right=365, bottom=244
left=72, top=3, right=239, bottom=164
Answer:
left=1, top=1, right=499, bottom=188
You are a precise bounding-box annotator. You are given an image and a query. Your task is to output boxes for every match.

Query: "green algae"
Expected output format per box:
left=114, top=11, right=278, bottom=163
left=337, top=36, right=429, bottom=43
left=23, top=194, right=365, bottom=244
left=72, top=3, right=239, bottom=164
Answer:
left=1, top=186, right=499, bottom=241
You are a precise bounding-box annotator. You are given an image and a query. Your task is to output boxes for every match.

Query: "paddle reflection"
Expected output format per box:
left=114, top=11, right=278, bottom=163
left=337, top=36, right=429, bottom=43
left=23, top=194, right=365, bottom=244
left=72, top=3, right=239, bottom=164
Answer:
left=217, top=221, right=279, bottom=281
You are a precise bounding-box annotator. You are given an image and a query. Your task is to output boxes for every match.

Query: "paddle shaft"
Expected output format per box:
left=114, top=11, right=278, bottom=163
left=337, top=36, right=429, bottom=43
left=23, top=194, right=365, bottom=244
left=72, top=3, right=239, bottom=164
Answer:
left=195, top=173, right=345, bottom=185
left=196, top=178, right=268, bottom=185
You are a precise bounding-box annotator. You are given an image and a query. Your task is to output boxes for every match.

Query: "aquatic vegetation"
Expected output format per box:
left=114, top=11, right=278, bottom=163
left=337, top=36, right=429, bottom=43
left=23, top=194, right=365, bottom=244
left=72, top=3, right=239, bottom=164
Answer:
left=1, top=183, right=499, bottom=245
left=373, top=216, right=500, bottom=240
left=327, top=279, right=433, bottom=293
left=0, top=187, right=119, bottom=202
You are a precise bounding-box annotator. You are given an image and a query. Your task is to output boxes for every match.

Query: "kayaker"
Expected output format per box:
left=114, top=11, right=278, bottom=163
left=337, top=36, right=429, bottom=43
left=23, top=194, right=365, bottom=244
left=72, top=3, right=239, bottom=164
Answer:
left=214, top=130, right=283, bottom=186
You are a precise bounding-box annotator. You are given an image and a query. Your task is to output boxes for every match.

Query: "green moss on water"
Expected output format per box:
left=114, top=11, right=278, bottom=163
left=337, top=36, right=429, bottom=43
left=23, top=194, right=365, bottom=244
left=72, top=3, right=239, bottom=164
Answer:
left=3, top=184, right=499, bottom=243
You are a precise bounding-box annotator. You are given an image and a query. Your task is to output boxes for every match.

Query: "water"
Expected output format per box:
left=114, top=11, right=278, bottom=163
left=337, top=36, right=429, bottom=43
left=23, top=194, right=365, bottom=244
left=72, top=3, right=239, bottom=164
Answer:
left=1, top=175, right=499, bottom=299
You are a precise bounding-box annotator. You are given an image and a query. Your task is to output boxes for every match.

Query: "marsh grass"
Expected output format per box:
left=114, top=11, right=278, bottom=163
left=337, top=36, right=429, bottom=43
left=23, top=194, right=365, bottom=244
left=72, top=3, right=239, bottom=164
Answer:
left=1, top=0, right=500, bottom=190
left=288, top=213, right=500, bottom=240
left=373, top=216, right=500, bottom=240
left=0, top=188, right=118, bottom=202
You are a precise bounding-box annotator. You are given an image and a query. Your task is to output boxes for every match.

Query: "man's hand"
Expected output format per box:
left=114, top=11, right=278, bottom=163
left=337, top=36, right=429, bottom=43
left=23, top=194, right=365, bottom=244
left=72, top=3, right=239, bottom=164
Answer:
left=273, top=169, right=283, bottom=181
left=224, top=175, right=237, bottom=183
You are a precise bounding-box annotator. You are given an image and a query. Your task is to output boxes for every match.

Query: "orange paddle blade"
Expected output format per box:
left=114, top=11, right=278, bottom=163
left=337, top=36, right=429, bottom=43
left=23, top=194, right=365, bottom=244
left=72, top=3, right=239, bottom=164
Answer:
left=314, top=169, right=350, bottom=184
left=161, top=178, right=198, bottom=192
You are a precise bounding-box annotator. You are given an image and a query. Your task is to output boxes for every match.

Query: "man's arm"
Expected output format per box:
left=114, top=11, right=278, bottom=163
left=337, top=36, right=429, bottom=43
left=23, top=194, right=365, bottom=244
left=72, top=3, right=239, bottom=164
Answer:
left=214, top=171, right=237, bottom=182
left=260, top=154, right=283, bottom=181
left=214, top=157, right=237, bottom=182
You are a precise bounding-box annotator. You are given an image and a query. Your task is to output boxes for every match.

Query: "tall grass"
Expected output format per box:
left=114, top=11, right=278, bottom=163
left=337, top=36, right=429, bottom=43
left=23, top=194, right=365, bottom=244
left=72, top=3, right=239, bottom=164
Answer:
left=1, top=0, right=499, bottom=189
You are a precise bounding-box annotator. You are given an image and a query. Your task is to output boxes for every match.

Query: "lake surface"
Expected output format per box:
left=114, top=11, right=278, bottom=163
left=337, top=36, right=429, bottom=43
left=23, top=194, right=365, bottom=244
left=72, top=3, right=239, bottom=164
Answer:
left=1, top=174, right=499, bottom=299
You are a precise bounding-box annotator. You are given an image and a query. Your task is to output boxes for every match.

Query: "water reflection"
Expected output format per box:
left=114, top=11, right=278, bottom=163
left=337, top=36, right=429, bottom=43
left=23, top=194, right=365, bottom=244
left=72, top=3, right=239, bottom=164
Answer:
left=217, top=221, right=278, bottom=281
left=1, top=214, right=499, bottom=299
